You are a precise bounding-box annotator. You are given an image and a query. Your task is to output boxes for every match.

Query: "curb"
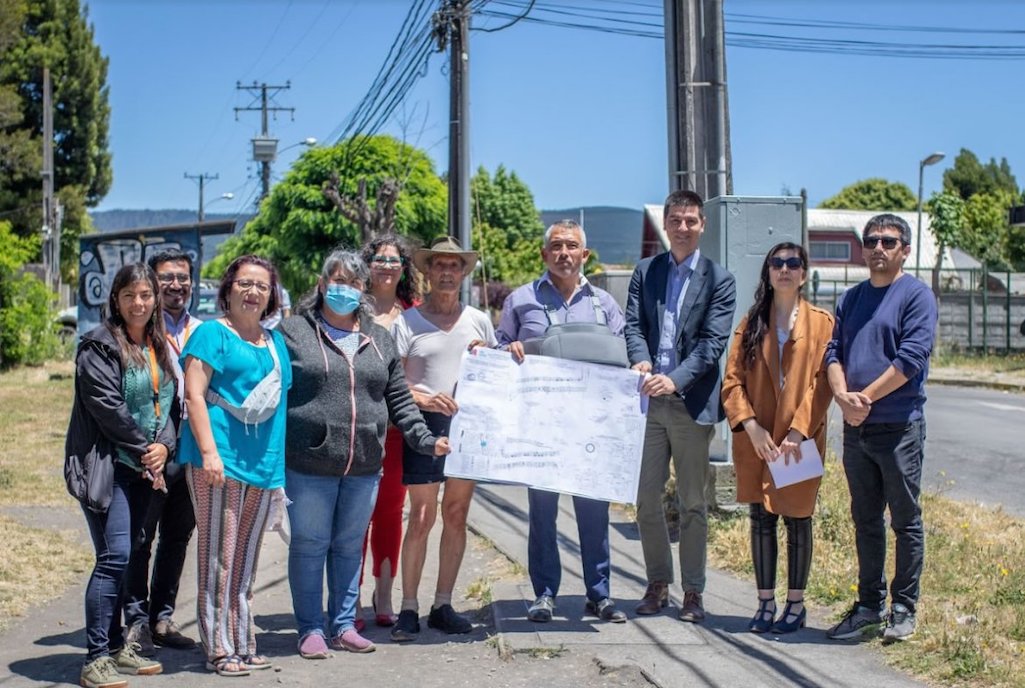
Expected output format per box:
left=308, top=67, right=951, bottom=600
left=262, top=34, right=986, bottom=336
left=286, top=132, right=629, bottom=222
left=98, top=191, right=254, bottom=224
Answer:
left=927, top=376, right=1025, bottom=393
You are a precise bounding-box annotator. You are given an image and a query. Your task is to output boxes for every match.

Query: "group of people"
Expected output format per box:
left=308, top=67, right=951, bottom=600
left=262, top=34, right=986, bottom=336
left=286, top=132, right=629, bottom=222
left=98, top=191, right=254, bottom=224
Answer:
left=64, top=189, right=937, bottom=688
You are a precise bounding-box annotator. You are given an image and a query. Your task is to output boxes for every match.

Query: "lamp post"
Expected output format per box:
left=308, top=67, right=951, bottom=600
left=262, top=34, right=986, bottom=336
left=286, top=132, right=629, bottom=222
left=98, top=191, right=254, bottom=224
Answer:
left=201, top=192, right=234, bottom=222
left=915, top=152, right=945, bottom=279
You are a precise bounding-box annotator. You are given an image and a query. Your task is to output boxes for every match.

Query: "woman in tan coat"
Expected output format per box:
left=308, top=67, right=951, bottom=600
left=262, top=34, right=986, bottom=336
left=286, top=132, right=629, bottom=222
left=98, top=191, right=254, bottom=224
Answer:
left=722, top=242, right=834, bottom=634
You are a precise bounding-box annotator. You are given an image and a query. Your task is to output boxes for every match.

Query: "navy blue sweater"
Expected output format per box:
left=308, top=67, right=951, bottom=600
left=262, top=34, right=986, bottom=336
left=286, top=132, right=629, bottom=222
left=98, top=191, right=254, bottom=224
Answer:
left=825, top=275, right=938, bottom=423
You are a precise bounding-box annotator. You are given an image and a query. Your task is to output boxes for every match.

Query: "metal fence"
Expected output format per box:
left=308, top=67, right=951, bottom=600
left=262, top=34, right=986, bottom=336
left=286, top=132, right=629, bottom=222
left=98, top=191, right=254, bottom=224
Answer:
left=807, top=269, right=1025, bottom=352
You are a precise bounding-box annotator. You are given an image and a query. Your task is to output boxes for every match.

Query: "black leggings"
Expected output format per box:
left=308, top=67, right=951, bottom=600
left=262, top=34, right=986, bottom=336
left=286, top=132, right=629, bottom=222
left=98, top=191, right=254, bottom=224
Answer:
left=749, top=503, right=812, bottom=591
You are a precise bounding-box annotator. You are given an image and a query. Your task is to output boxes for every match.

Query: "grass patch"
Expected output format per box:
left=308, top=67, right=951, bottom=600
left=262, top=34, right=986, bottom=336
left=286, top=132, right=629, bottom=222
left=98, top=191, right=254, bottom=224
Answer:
left=932, top=350, right=1025, bottom=373
left=0, top=360, right=75, bottom=507
left=708, top=455, right=1025, bottom=688
left=465, top=575, right=495, bottom=605
left=0, top=513, right=92, bottom=632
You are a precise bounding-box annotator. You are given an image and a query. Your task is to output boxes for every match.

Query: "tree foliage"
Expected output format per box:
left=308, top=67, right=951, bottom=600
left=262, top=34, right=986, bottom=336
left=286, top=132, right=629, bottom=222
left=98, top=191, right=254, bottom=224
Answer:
left=961, top=190, right=1014, bottom=267
left=820, top=178, right=917, bottom=211
left=0, top=0, right=111, bottom=278
left=0, top=220, right=59, bottom=366
left=943, top=148, right=1020, bottom=203
left=206, top=135, right=447, bottom=295
left=470, top=165, right=547, bottom=287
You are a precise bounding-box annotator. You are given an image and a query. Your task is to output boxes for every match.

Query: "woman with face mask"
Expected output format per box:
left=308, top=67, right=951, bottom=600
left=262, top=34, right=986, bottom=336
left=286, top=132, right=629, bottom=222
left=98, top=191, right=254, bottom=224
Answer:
left=278, top=249, right=450, bottom=659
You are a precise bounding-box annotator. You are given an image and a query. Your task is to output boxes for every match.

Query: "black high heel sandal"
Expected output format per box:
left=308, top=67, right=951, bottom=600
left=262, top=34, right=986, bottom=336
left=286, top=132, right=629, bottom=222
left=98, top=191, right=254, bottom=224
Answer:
left=771, top=600, right=806, bottom=634
left=749, top=597, right=776, bottom=633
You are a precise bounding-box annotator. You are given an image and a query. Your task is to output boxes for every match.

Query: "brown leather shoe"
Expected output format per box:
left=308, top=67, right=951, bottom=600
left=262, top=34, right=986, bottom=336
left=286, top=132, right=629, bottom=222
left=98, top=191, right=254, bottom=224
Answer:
left=679, top=591, right=706, bottom=623
left=635, top=581, right=669, bottom=615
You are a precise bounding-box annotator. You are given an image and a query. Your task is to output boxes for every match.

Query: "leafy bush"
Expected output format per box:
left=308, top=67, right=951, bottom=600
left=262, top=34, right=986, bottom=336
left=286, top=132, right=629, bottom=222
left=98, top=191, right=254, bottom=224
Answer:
left=0, top=222, right=61, bottom=368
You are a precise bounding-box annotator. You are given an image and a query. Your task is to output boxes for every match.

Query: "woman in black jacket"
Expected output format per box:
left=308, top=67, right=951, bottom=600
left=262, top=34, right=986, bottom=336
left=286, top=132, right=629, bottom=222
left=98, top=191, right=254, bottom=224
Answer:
left=279, top=248, right=449, bottom=659
left=64, top=263, right=179, bottom=688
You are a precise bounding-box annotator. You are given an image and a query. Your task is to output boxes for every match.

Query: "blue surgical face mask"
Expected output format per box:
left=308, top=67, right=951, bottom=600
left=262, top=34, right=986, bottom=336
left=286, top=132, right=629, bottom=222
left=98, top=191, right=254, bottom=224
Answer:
left=324, top=284, right=362, bottom=315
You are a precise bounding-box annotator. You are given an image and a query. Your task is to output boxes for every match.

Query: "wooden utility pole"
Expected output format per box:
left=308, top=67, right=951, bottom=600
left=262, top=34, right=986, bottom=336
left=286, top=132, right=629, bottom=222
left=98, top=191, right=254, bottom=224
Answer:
left=41, top=67, right=62, bottom=291
left=435, top=0, right=472, bottom=303
left=185, top=172, right=219, bottom=222
left=664, top=0, right=731, bottom=199
left=235, top=81, right=294, bottom=200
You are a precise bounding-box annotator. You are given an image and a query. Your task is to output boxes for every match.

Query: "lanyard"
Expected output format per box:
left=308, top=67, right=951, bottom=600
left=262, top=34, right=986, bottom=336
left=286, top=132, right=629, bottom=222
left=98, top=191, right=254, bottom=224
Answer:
left=165, top=317, right=191, bottom=356
left=146, top=338, right=162, bottom=420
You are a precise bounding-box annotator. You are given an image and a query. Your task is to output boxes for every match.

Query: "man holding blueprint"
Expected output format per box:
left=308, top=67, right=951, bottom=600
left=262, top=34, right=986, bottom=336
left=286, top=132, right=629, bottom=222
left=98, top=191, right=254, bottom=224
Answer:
left=494, top=219, right=628, bottom=625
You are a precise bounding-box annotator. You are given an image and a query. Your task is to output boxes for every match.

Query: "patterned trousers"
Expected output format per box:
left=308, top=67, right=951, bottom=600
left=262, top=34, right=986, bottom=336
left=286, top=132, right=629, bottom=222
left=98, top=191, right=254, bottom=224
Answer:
left=186, top=465, right=272, bottom=661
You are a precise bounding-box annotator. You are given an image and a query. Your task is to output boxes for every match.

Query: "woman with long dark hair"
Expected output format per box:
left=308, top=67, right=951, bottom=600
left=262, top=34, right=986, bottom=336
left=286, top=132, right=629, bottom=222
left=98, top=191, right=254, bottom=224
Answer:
left=721, top=242, right=834, bottom=634
left=65, top=262, right=178, bottom=687
left=280, top=248, right=445, bottom=658
left=357, top=234, right=421, bottom=627
left=178, top=255, right=292, bottom=676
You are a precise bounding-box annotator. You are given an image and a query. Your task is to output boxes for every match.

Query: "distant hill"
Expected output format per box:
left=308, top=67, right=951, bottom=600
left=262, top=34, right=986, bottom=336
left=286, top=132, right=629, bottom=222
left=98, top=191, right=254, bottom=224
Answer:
left=540, top=206, right=642, bottom=266
left=90, top=205, right=644, bottom=267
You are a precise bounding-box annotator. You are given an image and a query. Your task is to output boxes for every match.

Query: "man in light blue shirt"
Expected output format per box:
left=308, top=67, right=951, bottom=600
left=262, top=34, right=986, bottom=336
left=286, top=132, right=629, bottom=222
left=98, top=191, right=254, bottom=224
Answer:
left=496, top=219, right=628, bottom=624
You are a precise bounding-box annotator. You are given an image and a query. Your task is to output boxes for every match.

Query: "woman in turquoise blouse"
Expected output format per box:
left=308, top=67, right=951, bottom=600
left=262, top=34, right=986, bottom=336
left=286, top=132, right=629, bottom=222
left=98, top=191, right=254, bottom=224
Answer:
left=179, top=255, right=292, bottom=676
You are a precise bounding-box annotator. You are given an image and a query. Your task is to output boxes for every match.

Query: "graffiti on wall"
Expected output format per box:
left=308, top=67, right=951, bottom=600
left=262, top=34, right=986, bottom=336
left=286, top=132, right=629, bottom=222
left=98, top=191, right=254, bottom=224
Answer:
left=78, top=228, right=201, bottom=336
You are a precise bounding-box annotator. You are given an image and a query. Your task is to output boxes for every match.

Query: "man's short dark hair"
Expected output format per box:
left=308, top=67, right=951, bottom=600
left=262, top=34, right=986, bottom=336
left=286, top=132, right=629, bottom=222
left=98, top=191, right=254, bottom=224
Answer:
left=863, top=213, right=912, bottom=246
left=147, top=248, right=194, bottom=272
left=663, top=189, right=705, bottom=220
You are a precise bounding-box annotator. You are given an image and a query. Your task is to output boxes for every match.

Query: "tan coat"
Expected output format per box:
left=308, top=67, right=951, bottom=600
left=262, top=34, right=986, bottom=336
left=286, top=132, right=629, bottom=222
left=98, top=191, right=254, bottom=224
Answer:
left=721, top=300, right=834, bottom=517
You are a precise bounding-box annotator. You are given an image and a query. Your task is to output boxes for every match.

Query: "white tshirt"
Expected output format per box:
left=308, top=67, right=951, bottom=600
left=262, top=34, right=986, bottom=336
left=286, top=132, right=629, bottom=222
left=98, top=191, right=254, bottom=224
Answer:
left=392, top=306, right=497, bottom=396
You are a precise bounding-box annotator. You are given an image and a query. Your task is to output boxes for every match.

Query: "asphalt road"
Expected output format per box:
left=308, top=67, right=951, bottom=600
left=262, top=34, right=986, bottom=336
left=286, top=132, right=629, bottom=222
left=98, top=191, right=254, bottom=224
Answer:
left=825, top=383, right=1025, bottom=517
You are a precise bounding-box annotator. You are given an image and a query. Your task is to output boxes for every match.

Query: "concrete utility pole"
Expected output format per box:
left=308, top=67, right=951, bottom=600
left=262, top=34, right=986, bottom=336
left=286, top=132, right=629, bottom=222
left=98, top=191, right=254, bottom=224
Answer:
left=664, top=0, right=731, bottom=199
left=41, top=67, right=62, bottom=292
left=435, top=0, right=473, bottom=304
left=185, top=172, right=219, bottom=222
left=234, top=81, right=295, bottom=200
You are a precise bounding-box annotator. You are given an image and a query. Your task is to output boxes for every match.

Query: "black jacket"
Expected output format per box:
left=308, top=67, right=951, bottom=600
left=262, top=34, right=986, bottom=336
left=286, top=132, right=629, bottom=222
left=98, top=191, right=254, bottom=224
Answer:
left=64, top=325, right=180, bottom=512
left=279, top=310, right=436, bottom=477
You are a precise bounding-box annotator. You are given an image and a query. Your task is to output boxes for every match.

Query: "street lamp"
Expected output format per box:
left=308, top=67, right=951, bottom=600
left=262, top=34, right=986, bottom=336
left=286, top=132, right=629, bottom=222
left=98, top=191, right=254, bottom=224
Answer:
left=915, top=152, right=945, bottom=279
left=201, top=192, right=234, bottom=221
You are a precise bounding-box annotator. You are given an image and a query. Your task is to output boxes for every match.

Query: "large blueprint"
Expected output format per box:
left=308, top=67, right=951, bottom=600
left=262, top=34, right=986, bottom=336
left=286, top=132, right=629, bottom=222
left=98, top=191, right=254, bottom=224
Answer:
left=445, top=348, right=648, bottom=504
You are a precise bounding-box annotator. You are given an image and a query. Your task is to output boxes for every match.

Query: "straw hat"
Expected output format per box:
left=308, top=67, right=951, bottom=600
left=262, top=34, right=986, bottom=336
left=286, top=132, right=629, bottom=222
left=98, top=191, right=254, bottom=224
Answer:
left=412, top=236, right=478, bottom=277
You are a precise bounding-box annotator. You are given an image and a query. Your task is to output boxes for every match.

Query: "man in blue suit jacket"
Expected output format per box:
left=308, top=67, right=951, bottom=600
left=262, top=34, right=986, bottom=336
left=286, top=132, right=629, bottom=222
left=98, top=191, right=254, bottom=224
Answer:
left=625, top=190, right=736, bottom=623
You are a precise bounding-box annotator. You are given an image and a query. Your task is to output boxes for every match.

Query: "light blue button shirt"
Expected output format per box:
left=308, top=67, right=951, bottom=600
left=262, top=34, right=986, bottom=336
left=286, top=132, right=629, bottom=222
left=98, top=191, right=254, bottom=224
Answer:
left=655, top=249, right=699, bottom=374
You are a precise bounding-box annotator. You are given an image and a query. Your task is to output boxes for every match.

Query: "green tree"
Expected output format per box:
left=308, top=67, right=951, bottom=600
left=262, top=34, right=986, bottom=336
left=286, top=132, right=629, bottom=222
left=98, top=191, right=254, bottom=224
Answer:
left=942, top=148, right=1020, bottom=202
left=0, top=0, right=111, bottom=277
left=927, top=191, right=964, bottom=294
left=961, top=190, right=1013, bottom=267
left=206, top=135, right=447, bottom=295
left=0, top=220, right=59, bottom=366
left=820, top=178, right=917, bottom=211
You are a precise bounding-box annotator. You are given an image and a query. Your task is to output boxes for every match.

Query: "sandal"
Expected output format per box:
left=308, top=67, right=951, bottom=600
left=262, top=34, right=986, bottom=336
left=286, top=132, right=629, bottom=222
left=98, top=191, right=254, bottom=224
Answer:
left=205, top=655, right=251, bottom=677
left=242, top=654, right=272, bottom=670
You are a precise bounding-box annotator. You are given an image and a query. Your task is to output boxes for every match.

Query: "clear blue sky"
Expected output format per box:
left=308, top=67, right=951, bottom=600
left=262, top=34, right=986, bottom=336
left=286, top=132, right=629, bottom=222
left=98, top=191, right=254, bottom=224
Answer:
left=89, top=0, right=1025, bottom=216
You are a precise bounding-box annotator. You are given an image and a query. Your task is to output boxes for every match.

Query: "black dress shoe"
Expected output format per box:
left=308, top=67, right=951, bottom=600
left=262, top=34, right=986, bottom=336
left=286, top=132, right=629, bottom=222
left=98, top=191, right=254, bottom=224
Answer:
left=586, top=598, right=627, bottom=623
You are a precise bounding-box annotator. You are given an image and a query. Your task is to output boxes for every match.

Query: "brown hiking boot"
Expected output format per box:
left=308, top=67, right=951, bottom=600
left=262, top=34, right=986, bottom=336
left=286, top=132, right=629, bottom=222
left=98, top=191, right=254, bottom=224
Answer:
left=635, top=581, right=669, bottom=615
left=679, top=591, right=706, bottom=623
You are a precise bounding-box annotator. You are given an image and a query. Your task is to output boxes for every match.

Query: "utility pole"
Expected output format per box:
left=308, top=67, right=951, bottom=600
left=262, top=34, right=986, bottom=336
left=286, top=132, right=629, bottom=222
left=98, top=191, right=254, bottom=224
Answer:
left=185, top=172, right=219, bottom=222
left=435, top=0, right=472, bottom=304
left=664, top=0, right=731, bottom=199
left=41, top=67, right=62, bottom=292
left=234, top=81, right=294, bottom=200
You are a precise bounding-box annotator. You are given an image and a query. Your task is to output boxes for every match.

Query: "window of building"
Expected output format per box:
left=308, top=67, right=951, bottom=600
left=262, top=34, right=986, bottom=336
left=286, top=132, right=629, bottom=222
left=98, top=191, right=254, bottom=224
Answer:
left=809, top=241, right=851, bottom=262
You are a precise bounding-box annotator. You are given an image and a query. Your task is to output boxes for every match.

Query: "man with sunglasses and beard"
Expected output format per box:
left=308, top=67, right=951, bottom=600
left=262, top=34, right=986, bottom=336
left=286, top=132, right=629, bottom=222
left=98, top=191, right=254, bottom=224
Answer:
left=825, top=214, right=937, bottom=644
left=122, top=249, right=200, bottom=655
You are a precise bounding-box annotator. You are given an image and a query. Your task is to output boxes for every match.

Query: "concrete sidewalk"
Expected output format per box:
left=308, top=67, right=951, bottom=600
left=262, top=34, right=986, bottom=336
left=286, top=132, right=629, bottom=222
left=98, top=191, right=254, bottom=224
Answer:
left=1, top=483, right=926, bottom=688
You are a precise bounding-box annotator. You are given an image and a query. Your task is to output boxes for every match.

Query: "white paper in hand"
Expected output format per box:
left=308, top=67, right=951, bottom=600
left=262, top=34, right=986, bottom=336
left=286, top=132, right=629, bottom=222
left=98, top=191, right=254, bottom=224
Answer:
left=766, top=439, right=824, bottom=489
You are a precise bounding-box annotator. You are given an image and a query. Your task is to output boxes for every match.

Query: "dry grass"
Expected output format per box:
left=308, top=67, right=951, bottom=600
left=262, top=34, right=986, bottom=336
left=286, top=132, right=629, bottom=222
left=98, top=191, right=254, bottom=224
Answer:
left=0, top=514, right=93, bottom=632
left=0, top=360, right=76, bottom=506
left=0, top=360, right=92, bottom=631
left=933, top=351, right=1025, bottom=373
left=708, top=455, right=1025, bottom=688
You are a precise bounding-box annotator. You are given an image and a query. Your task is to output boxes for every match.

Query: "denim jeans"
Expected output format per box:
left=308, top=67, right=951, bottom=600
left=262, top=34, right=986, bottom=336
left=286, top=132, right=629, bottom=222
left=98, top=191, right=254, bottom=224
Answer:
left=842, top=419, right=925, bottom=613
left=123, top=468, right=195, bottom=628
left=528, top=488, right=611, bottom=603
left=286, top=468, right=380, bottom=639
left=81, top=464, right=152, bottom=659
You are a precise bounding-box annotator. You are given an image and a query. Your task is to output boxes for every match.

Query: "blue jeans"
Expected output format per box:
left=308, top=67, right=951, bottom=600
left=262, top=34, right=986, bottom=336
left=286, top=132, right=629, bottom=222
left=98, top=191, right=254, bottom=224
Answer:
left=842, top=419, right=926, bottom=613
left=286, top=468, right=380, bottom=639
left=81, top=464, right=151, bottom=659
left=527, top=488, right=611, bottom=603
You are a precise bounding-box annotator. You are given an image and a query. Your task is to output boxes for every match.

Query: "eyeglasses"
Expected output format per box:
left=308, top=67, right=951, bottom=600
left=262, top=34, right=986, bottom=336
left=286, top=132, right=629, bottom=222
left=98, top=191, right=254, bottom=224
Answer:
left=156, top=272, right=191, bottom=284
left=233, top=279, right=271, bottom=294
left=863, top=235, right=903, bottom=250
left=370, top=256, right=403, bottom=268
left=768, top=256, right=803, bottom=270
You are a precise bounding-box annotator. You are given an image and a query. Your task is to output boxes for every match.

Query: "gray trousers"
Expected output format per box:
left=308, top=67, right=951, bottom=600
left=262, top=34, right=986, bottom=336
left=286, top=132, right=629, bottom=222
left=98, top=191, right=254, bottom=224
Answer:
left=635, top=394, right=714, bottom=592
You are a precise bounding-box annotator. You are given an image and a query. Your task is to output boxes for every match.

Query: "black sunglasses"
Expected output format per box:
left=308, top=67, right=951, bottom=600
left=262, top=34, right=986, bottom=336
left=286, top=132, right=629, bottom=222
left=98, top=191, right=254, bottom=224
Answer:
left=863, top=235, right=903, bottom=250
left=768, top=256, right=803, bottom=270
